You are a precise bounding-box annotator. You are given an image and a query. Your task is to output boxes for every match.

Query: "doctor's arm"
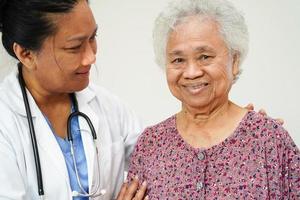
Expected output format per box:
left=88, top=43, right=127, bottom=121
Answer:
left=113, top=100, right=147, bottom=199
left=118, top=101, right=145, bottom=169
left=0, top=130, right=27, bottom=200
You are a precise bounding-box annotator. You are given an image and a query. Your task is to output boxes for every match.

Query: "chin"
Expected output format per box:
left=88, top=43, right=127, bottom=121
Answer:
left=77, top=84, right=89, bottom=91
left=182, top=97, right=212, bottom=109
left=70, top=81, right=90, bottom=92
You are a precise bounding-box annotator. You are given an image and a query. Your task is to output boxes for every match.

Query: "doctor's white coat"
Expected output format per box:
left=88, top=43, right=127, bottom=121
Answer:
left=0, top=69, right=144, bottom=200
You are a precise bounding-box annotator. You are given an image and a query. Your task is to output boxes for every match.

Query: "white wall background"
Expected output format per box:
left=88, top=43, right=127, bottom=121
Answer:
left=0, top=0, right=299, bottom=146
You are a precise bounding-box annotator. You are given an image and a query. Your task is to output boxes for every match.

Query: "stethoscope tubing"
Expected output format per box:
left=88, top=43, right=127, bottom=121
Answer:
left=18, top=65, right=103, bottom=198
left=18, top=65, right=45, bottom=196
left=67, top=109, right=97, bottom=141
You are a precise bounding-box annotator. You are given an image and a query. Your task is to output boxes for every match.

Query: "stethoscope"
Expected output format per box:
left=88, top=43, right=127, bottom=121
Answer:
left=17, top=65, right=106, bottom=199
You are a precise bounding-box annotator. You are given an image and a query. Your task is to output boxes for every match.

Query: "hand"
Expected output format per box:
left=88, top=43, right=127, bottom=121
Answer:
left=116, top=176, right=148, bottom=200
left=245, top=103, right=284, bottom=125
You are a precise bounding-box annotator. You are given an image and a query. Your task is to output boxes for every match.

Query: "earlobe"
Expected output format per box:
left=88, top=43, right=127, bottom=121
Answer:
left=232, top=53, right=240, bottom=77
left=13, top=43, right=36, bottom=70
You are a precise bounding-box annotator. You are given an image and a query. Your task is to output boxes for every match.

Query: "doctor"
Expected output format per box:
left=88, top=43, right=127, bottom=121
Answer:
left=0, top=0, right=147, bottom=199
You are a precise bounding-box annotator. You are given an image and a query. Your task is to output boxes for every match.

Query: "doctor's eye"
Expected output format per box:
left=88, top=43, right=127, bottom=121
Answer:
left=65, top=44, right=83, bottom=52
left=89, top=33, right=98, bottom=42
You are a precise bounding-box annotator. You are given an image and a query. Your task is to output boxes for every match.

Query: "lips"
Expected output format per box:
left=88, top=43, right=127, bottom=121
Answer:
left=182, top=82, right=209, bottom=94
left=76, top=66, right=91, bottom=74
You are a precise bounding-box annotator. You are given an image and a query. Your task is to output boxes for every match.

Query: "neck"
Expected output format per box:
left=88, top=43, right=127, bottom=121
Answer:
left=179, top=99, right=231, bottom=127
left=22, top=67, right=70, bottom=108
left=176, top=100, right=247, bottom=148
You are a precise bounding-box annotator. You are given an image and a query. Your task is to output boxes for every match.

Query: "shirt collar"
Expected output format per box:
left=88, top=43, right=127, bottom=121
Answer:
left=0, top=67, right=97, bottom=117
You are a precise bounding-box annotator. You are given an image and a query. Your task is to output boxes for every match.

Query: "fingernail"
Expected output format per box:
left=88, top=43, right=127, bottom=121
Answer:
left=134, top=175, right=139, bottom=180
left=142, top=181, right=147, bottom=186
left=145, top=195, right=149, bottom=200
left=124, top=179, right=128, bottom=183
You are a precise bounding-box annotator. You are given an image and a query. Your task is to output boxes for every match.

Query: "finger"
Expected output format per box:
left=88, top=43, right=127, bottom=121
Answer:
left=134, top=181, right=147, bottom=200
left=275, top=118, right=284, bottom=125
left=258, top=109, right=266, bottom=116
left=116, top=181, right=128, bottom=200
left=245, top=103, right=254, bottom=110
left=144, top=195, right=149, bottom=200
left=124, top=175, right=139, bottom=200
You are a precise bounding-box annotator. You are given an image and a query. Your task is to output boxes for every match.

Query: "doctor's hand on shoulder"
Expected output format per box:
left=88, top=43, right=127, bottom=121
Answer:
left=116, top=176, right=148, bottom=200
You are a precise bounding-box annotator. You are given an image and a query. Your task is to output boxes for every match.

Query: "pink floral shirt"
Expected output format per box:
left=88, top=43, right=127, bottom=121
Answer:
left=128, top=111, right=300, bottom=199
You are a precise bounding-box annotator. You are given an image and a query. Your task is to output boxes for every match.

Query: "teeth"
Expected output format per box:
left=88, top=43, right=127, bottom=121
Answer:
left=183, top=82, right=208, bottom=94
left=192, top=85, right=201, bottom=89
left=186, top=83, right=208, bottom=88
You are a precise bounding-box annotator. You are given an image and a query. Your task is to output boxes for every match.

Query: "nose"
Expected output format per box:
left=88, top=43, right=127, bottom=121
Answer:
left=81, top=43, right=96, bottom=66
left=183, top=61, right=204, bottom=79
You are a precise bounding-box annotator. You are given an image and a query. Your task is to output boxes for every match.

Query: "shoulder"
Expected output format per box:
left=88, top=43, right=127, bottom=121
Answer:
left=83, top=83, right=144, bottom=135
left=242, top=111, right=294, bottom=149
left=134, top=115, right=176, bottom=150
left=77, top=83, right=129, bottom=117
left=0, top=96, right=21, bottom=148
left=145, top=115, right=176, bottom=136
left=0, top=99, right=17, bottom=126
left=87, top=83, right=128, bottom=110
left=89, top=83, right=119, bottom=100
left=0, top=74, right=20, bottom=129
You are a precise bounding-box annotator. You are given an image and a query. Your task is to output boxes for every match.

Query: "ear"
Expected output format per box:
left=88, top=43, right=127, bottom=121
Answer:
left=13, top=43, right=37, bottom=70
left=232, top=53, right=240, bottom=77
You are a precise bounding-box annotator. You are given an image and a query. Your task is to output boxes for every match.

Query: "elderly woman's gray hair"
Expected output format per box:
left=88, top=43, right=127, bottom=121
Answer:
left=153, top=0, right=249, bottom=79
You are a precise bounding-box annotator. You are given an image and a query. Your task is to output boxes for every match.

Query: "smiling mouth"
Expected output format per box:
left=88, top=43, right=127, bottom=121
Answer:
left=76, top=66, right=91, bottom=75
left=183, top=82, right=209, bottom=94
left=76, top=71, right=89, bottom=74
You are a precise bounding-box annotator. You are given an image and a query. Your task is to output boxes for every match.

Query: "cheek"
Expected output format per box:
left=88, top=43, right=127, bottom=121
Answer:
left=56, top=53, right=81, bottom=70
left=92, top=41, right=98, bottom=54
left=36, top=53, right=70, bottom=83
left=210, top=66, right=233, bottom=94
left=166, top=69, right=181, bottom=97
left=35, top=54, right=62, bottom=80
left=166, top=69, right=180, bottom=87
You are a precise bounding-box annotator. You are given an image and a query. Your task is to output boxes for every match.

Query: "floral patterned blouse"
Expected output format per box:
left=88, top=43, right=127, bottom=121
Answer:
left=127, top=111, right=300, bottom=199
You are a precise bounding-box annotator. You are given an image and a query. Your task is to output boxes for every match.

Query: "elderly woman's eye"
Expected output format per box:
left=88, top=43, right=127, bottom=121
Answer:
left=199, top=55, right=211, bottom=60
left=172, top=58, right=184, bottom=63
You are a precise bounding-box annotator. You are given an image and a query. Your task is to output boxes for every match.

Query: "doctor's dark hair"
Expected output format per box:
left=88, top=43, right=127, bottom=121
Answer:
left=0, top=0, right=87, bottom=59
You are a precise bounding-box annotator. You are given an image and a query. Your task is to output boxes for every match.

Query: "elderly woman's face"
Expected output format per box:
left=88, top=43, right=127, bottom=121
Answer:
left=166, top=16, right=239, bottom=111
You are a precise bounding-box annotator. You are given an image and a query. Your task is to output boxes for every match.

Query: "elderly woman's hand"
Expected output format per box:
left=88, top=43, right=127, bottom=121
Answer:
left=116, top=176, right=148, bottom=200
left=245, top=103, right=284, bottom=125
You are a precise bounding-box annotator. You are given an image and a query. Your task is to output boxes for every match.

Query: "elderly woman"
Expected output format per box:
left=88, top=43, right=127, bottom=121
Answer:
left=127, top=0, right=300, bottom=199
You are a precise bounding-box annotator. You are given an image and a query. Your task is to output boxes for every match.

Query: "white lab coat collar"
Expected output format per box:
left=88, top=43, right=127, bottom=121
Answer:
left=1, top=68, right=96, bottom=117
left=1, top=68, right=99, bottom=193
left=1, top=69, right=32, bottom=117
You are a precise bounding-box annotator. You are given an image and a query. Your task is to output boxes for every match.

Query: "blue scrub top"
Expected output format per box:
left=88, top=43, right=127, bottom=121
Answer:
left=45, top=108, right=89, bottom=200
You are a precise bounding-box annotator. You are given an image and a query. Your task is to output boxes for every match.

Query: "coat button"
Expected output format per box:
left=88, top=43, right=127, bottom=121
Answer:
left=198, top=152, right=205, bottom=160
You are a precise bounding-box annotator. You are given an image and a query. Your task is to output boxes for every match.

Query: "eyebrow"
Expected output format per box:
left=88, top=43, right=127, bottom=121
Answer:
left=168, top=45, right=214, bottom=57
left=66, top=26, right=98, bottom=42
left=195, top=46, right=214, bottom=52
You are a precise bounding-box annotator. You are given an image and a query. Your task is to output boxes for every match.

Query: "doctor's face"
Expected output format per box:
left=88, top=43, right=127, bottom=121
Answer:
left=166, top=16, right=239, bottom=112
left=31, top=0, right=97, bottom=93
